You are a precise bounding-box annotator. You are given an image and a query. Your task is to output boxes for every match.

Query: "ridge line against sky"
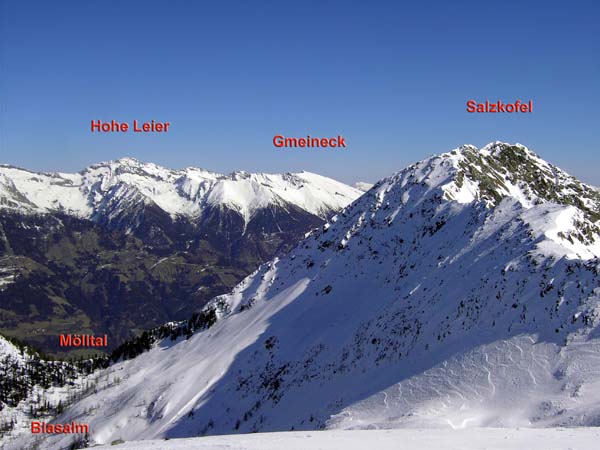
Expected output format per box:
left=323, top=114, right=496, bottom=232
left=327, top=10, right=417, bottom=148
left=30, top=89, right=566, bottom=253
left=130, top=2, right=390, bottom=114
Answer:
left=1, top=0, right=599, bottom=185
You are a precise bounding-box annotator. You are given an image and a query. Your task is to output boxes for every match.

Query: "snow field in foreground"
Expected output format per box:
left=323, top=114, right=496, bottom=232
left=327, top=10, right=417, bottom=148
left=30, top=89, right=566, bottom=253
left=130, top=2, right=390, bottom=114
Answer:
left=93, top=428, right=600, bottom=450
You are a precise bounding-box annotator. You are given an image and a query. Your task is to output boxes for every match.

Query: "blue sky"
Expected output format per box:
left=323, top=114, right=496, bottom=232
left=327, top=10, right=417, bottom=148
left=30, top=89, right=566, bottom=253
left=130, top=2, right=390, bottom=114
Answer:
left=1, top=0, right=599, bottom=184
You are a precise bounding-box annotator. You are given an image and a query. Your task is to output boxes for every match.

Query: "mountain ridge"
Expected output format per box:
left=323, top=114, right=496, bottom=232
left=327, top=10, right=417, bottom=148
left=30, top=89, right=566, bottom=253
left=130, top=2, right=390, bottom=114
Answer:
left=0, top=160, right=362, bottom=355
left=0, top=158, right=360, bottom=226
left=6, top=142, right=600, bottom=449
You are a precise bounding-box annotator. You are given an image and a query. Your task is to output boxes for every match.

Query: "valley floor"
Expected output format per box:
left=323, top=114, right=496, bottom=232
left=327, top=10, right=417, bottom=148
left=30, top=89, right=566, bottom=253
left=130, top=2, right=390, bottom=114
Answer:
left=94, top=428, right=600, bottom=450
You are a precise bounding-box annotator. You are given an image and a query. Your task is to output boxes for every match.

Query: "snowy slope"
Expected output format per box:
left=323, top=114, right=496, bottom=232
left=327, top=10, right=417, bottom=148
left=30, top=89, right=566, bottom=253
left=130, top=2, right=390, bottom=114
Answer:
left=91, top=429, right=600, bottom=450
left=0, top=159, right=361, bottom=225
left=11, top=142, right=600, bottom=450
left=0, top=335, right=93, bottom=445
left=0, top=335, right=24, bottom=364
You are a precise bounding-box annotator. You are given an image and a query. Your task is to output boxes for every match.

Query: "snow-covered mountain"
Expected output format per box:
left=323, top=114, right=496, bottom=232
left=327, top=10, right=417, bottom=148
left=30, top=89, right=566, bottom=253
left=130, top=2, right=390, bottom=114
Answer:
left=0, top=158, right=359, bottom=226
left=0, top=159, right=361, bottom=355
left=9, top=142, right=600, bottom=450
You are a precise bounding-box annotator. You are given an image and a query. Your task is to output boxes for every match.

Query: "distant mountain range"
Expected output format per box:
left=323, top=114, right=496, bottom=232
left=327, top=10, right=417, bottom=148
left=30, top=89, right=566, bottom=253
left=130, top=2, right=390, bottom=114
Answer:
left=0, top=157, right=359, bottom=224
left=7, top=142, right=600, bottom=450
left=0, top=159, right=361, bottom=354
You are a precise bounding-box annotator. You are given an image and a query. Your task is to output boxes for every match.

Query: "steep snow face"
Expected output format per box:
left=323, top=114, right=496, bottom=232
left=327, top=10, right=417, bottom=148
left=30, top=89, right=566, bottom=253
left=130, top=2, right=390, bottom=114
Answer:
left=0, top=174, right=39, bottom=212
left=13, top=143, right=600, bottom=450
left=0, top=159, right=361, bottom=224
